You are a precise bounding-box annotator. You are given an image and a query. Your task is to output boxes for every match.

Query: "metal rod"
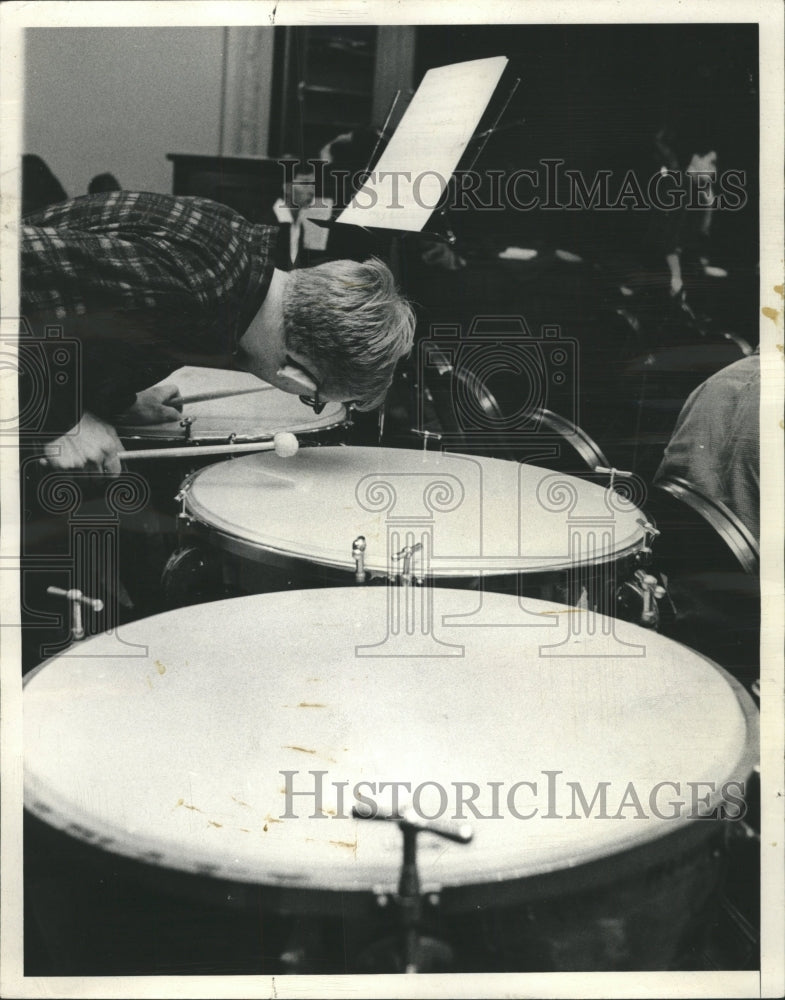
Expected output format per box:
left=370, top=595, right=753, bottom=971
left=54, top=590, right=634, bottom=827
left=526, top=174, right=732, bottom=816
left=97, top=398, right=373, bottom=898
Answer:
left=177, top=385, right=273, bottom=405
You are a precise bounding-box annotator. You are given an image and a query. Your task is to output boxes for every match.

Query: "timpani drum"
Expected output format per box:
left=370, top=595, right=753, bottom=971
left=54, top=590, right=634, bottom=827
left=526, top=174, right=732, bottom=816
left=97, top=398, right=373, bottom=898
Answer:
left=166, top=445, right=657, bottom=619
left=117, top=366, right=349, bottom=451
left=112, top=368, right=349, bottom=618
left=24, top=587, right=759, bottom=972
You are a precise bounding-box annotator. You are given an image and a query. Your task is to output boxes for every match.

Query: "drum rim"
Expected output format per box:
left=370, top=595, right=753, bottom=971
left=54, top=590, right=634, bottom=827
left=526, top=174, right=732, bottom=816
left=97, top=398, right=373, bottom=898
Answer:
left=24, top=589, right=760, bottom=905
left=118, top=404, right=349, bottom=445
left=23, top=802, right=730, bottom=918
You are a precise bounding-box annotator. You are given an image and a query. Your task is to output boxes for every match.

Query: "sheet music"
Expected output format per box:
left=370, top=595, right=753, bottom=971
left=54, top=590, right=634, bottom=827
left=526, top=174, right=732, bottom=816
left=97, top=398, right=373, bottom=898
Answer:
left=337, top=56, right=508, bottom=232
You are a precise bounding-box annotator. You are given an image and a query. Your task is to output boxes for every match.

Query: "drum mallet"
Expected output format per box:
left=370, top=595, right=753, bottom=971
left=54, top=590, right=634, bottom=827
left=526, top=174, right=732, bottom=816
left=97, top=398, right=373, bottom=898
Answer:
left=116, top=432, right=300, bottom=462
left=46, top=586, right=104, bottom=641
left=176, top=385, right=273, bottom=405
left=37, top=432, right=299, bottom=467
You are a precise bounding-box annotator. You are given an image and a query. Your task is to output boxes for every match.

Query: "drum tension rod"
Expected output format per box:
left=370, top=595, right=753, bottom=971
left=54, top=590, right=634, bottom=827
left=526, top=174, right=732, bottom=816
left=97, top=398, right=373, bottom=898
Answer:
left=637, top=519, right=661, bottom=567
left=594, top=465, right=633, bottom=492
left=353, top=804, right=472, bottom=974
left=411, top=429, right=443, bottom=453
left=620, top=569, right=667, bottom=629
left=352, top=536, right=367, bottom=583
left=635, top=570, right=667, bottom=627
left=46, top=586, right=104, bottom=642
left=174, top=487, right=194, bottom=527
left=392, top=542, right=423, bottom=587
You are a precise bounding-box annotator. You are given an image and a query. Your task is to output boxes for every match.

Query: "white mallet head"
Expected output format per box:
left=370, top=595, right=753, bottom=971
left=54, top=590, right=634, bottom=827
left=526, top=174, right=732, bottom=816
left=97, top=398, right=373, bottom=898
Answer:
left=273, top=432, right=299, bottom=458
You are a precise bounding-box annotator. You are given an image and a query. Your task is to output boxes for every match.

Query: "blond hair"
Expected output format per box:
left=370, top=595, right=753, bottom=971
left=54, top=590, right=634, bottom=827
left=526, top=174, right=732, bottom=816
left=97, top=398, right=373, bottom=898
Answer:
left=283, top=257, right=415, bottom=410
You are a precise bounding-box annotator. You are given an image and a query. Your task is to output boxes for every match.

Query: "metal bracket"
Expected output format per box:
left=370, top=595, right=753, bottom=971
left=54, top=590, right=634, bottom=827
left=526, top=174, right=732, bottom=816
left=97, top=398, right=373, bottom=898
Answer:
left=392, top=542, right=423, bottom=587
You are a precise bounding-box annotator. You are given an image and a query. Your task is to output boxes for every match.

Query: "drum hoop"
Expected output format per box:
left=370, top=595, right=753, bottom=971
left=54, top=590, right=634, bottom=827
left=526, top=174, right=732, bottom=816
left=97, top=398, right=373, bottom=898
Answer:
left=119, top=410, right=349, bottom=446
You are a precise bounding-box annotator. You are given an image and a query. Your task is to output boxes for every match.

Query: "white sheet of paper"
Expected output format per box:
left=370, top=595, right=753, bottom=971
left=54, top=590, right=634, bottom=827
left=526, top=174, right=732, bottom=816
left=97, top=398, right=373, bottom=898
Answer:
left=336, top=56, right=508, bottom=232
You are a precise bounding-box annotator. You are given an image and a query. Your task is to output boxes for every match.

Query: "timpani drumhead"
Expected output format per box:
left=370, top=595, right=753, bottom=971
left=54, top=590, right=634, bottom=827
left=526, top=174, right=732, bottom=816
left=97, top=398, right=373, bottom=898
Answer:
left=182, top=446, right=647, bottom=576
left=117, top=366, right=347, bottom=442
left=24, top=587, right=757, bottom=906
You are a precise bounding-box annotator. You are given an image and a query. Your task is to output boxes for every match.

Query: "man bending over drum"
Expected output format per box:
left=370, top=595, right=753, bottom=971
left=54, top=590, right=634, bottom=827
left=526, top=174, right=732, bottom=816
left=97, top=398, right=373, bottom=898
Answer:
left=21, top=190, right=415, bottom=473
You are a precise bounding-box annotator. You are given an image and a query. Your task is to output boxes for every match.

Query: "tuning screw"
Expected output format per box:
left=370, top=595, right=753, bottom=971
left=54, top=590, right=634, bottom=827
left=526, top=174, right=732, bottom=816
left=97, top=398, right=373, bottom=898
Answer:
left=46, top=586, right=104, bottom=641
left=353, top=535, right=367, bottom=584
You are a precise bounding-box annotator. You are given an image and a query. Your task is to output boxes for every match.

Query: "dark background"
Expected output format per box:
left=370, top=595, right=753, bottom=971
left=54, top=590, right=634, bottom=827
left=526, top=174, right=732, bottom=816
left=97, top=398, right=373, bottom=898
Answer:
left=411, top=23, right=758, bottom=268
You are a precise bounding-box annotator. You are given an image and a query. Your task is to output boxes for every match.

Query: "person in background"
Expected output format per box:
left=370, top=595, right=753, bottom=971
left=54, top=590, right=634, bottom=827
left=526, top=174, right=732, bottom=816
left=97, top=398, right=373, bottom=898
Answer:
left=87, top=172, right=122, bottom=195
left=654, top=349, right=760, bottom=542
left=21, top=190, right=416, bottom=474
left=21, top=154, right=68, bottom=218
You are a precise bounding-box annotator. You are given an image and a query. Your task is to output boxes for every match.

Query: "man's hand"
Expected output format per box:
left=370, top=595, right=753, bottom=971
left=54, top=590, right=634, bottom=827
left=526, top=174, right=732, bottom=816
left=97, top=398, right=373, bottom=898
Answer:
left=117, top=384, right=183, bottom=425
left=41, top=411, right=125, bottom=475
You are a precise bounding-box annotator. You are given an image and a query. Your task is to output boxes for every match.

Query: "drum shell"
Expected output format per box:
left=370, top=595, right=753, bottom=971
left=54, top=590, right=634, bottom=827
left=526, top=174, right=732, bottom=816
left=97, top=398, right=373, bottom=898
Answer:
left=112, top=383, right=351, bottom=620
left=175, top=516, right=649, bottom=618
left=25, top=804, right=730, bottom=974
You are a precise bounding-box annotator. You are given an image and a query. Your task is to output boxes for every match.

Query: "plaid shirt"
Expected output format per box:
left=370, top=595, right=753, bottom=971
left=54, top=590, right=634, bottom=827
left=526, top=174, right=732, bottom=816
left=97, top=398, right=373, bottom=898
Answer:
left=21, top=191, right=279, bottom=431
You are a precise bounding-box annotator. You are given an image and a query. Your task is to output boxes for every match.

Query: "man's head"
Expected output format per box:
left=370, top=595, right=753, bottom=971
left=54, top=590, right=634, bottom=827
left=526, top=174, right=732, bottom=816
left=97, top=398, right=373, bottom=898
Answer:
left=289, top=258, right=418, bottom=412
left=237, top=257, right=415, bottom=411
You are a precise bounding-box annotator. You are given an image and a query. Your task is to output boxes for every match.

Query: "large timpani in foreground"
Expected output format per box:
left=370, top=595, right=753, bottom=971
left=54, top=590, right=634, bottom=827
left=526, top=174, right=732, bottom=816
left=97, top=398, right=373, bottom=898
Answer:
left=24, top=587, right=758, bottom=972
left=168, top=445, right=659, bottom=620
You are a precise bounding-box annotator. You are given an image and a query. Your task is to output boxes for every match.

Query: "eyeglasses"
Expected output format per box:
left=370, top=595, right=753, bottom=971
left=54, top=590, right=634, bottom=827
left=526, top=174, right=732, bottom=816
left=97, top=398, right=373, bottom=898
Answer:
left=285, top=354, right=327, bottom=414
left=299, top=392, right=327, bottom=415
left=286, top=355, right=359, bottom=414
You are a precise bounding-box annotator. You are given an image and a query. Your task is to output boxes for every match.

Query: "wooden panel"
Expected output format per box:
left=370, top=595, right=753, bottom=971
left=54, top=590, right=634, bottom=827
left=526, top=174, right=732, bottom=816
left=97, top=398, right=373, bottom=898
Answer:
left=167, top=153, right=282, bottom=224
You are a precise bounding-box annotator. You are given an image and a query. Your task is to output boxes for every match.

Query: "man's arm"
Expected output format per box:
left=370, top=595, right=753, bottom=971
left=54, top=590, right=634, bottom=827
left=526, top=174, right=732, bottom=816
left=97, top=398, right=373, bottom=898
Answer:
left=41, top=412, right=125, bottom=475
left=40, top=385, right=185, bottom=474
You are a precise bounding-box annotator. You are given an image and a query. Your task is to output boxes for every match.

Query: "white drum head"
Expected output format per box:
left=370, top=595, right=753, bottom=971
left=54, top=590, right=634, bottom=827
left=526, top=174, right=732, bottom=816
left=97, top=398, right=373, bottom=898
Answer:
left=183, top=446, right=648, bottom=576
left=117, top=366, right=347, bottom=442
left=24, top=588, right=757, bottom=902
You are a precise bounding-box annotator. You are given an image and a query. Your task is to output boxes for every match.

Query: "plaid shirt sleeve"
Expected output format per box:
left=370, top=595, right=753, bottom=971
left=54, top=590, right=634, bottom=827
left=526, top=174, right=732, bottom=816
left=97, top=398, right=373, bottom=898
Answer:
left=21, top=191, right=278, bottom=431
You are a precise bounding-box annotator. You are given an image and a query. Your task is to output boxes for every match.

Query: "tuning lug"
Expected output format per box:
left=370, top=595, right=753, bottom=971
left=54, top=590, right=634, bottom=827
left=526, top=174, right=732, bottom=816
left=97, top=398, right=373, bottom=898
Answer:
left=353, top=536, right=367, bottom=584
left=634, top=569, right=667, bottom=627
